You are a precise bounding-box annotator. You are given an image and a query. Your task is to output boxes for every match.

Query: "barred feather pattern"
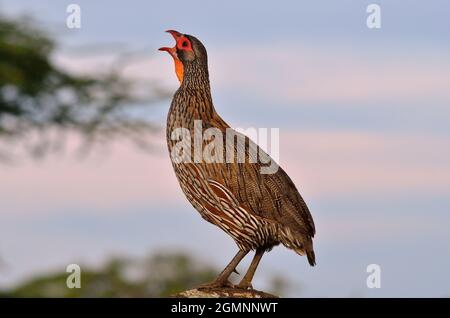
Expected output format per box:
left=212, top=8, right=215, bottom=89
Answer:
left=166, top=34, right=316, bottom=266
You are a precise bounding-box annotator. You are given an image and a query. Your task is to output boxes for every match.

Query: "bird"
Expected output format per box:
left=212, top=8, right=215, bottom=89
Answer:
left=159, top=30, right=316, bottom=290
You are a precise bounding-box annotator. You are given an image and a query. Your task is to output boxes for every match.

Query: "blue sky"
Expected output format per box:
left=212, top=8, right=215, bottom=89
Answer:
left=0, top=0, right=449, bottom=297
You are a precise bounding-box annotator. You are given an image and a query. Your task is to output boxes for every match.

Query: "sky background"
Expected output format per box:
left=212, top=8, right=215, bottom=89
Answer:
left=1, top=0, right=450, bottom=297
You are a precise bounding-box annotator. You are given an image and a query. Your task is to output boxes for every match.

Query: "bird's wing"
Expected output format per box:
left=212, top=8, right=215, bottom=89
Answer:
left=203, top=129, right=315, bottom=238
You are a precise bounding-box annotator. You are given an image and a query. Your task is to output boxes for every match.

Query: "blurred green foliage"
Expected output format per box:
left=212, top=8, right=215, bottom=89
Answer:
left=0, top=14, right=166, bottom=159
left=0, top=253, right=218, bottom=297
left=0, top=252, right=292, bottom=297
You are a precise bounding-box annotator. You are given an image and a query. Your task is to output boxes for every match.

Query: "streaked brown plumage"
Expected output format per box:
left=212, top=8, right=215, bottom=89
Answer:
left=160, top=30, right=316, bottom=289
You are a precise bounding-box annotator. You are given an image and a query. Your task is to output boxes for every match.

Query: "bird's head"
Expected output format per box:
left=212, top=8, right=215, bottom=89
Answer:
left=159, top=30, right=208, bottom=84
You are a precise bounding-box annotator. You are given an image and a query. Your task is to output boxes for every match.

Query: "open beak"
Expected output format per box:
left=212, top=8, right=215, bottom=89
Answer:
left=158, top=29, right=182, bottom=58
left=158, top=30, right=184, bottom=83
left=158, top=46, right=177, bottom=58
left=166, top=30, right=182, bottom=39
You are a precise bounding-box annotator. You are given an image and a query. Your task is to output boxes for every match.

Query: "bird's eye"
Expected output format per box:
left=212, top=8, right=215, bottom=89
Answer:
left=182, top=41, right=189, bottom=47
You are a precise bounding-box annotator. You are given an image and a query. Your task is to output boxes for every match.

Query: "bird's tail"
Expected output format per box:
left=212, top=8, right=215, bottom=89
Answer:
left=306, top=249, right=316, bottom=266
left=292, top=246, right=316, bottom=266
left=280, top=227, right=317, bottom=266
left=305, top=238, right=316, bottom=266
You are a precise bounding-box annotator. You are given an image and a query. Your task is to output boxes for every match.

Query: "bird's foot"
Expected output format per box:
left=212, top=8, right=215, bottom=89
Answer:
left=236, top=279, right=253, bottom=290
left=197, top=279, right=235, bottom=290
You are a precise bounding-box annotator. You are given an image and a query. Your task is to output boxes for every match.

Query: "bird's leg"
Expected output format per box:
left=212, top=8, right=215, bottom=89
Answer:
left=198, top=249, right=248, bottom=289
left=236, top=248, right=265, bottom=290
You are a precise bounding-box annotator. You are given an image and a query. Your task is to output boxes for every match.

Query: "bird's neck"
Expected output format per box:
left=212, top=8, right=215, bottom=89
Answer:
left=172, top=60, right=217, bottom=121
left=181, top=60, right=210, bottom=91
left=168, top=61, right=217, bottom=128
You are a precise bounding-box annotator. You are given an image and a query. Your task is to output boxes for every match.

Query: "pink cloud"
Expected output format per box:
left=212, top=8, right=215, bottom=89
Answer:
left=279, top=130, right=450, bottom=199
left=1, top=131, right=449, bottom=215
left=0, top=133, right=185, bottom=214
